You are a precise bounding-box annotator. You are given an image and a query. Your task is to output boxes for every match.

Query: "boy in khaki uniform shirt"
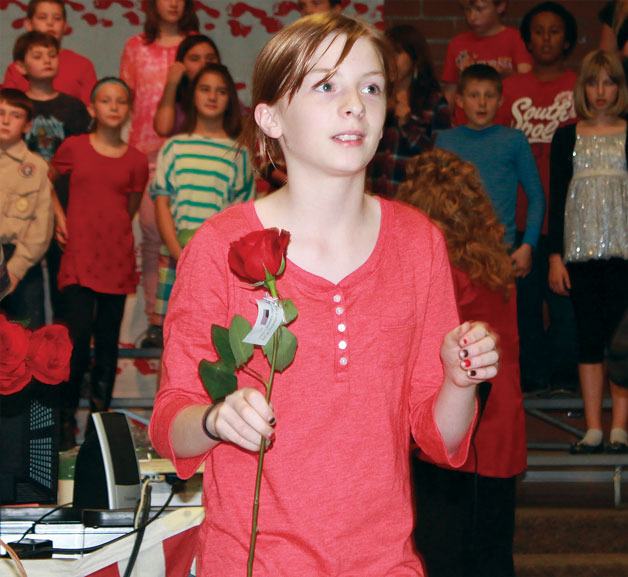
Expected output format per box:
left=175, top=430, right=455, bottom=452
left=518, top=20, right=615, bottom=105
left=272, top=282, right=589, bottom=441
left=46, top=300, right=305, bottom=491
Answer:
left=0, top=88, right=52, bottom=327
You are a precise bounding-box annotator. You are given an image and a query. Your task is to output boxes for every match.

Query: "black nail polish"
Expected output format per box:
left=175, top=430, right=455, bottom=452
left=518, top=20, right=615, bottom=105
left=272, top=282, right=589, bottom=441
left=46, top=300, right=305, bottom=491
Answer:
left=469, top=370, right=477, bottom=377
left=461, top=349, right=469, bottom=358
left=269, top=417, right=276, bottom=426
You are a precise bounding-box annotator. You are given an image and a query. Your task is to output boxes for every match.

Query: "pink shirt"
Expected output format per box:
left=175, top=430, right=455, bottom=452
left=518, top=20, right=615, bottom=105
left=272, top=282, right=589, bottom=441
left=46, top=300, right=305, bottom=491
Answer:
left=149, top=199, right=476, bottom=577
left=3, top=48, right=97, bottom=106
left=498, top=70, right=577, bottom=234
left=120, top=35, right=179, bottom=160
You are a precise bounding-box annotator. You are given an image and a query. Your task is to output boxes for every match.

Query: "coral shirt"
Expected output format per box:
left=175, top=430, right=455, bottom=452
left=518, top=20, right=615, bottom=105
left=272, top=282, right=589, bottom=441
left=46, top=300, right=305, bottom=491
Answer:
left=420, top=269, right=526, bottom=478
left=498, top=70, right=577, bottom=234
left=52, top=135, right=149, bottom=294
left=149, top=199, right=477, bottom=577
left=3, top=49, right=97, bottom=106
left=120, top=35, right=179, bottom=160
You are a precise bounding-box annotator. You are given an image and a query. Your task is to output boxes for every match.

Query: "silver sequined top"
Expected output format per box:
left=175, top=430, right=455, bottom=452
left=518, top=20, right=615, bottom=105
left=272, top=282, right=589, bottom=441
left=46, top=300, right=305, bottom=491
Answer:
left=563, top=132, right=628, bottom=262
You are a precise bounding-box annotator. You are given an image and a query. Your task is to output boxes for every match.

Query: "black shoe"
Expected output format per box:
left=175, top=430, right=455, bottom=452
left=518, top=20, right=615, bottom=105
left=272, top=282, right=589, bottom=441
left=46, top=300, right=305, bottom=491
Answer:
left=606, top=441, right=628, bottom=454
left=569, top=440, right=604, bottom=455
left=141, top=324, right=163, bottom=348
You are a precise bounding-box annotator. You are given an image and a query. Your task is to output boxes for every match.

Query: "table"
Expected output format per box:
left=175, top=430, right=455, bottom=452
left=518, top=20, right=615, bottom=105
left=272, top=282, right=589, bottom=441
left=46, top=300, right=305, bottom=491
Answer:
left=0, top=507, right=203, bottom=577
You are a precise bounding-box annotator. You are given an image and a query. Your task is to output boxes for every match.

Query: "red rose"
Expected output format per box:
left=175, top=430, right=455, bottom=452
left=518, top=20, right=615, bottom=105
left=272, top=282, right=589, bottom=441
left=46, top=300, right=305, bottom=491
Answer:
left=27, top=324, right=72, bottom=385
left=228, top=229, right=291, bottom=284
left=0, top=314, right=32, bottom=395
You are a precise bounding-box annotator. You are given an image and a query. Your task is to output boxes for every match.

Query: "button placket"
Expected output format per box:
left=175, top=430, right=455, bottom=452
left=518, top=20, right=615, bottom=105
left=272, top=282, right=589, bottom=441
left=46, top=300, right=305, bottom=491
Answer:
left=333, top=292, right=348, bottom=369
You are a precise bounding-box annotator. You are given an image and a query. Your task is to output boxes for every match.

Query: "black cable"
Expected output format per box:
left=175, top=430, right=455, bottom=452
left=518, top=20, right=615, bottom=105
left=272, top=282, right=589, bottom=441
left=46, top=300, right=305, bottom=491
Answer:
left=470, top=380, right=492, bottom=551
left=12, top=486, right=175, bottom=558
left=13, top=502, right=74, bottom=544
left=122, top=481, right=152, bottom=577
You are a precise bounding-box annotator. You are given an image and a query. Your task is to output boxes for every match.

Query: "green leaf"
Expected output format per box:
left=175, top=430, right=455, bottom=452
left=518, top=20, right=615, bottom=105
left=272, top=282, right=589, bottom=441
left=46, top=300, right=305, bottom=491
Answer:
left=281, top=299, right=298, bottom=325
left=263, top=326, right=297, bottom=373
left=212, top=324, right=235, bottom=370
left=176, top=229, right=196, bottom=248
left=198, top=359, right=237, bottom=401
left=229, top=315, right=254, bottom=368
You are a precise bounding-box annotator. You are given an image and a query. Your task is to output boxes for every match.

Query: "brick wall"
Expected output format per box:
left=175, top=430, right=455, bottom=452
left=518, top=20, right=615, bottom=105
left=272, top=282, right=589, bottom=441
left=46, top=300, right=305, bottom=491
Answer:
left=383, top=0, right=605, bottom=77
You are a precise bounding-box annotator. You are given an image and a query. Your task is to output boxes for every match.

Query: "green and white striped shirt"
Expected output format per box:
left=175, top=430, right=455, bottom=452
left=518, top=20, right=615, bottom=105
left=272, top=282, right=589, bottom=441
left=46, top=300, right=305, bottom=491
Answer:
left=150, top=134, right=254, bottom=231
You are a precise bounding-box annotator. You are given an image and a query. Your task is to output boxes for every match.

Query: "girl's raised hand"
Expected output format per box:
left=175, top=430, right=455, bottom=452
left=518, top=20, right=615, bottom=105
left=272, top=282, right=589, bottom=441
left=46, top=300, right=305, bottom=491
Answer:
left=441, top=321, right=499, bottom=387
left=206, top=388, right=275, bottom=452
left=166, top=61, right=186, bottom=85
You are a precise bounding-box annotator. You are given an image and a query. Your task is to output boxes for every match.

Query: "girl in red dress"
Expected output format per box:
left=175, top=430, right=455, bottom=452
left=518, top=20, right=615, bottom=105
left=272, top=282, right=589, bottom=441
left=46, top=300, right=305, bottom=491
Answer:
left=52, top=77, right=149, bottom=448
left=397, top=149, right=526, bottom=577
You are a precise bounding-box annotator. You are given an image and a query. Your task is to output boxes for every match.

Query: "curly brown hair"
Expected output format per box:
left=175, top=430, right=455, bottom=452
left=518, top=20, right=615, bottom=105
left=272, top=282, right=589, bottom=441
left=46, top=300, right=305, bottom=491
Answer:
left=396, top=149, right=514, bottom=296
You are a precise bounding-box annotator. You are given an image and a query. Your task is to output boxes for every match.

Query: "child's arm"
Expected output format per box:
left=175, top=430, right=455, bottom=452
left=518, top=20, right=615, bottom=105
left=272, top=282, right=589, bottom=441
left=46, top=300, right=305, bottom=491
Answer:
left=119, top=38, right=137, bottom=92
left=514, top=132, right=545, bottom=277
left=154, top=62, right=186, bottom=137
left=7, top=172, right=53, bottom=286
left=547, top=126, right=574, bottom=295
left=230, top=148, right=256, bottom=203
left=434, top=321, right=498, bottom=452
left=51, top=188, right=68, bottom=249
left=127, top=191, right=142, bottom=218
left=154, top=196, right=182, bottom=260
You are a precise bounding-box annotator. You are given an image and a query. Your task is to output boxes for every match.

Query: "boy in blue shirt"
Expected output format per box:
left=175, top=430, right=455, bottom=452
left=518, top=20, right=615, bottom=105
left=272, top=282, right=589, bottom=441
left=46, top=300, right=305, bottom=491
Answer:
left=436, top=63, right=544, bottom=277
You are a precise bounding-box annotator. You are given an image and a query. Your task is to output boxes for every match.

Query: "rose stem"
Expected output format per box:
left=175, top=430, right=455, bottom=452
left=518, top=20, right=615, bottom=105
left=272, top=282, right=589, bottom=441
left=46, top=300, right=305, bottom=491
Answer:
left=247, top=280, right=280, bottom=577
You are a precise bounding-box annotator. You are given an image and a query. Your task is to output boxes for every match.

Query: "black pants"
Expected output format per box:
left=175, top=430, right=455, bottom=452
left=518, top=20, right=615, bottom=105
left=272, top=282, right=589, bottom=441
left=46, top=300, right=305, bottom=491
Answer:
left=60, top=285, right=126, bottom=418
left=0, top=244, right=45, bottom=329
left=567, top=258, right=628, bottom=364
left=515, top=233, right=578, bottom=390
left=413, top=459, right=517, bottom=577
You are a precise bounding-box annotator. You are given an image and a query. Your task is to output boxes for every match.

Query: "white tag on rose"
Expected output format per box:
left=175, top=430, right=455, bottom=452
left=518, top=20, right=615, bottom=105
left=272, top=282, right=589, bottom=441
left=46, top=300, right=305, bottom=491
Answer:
left=243, top=296, right=285, bottom=346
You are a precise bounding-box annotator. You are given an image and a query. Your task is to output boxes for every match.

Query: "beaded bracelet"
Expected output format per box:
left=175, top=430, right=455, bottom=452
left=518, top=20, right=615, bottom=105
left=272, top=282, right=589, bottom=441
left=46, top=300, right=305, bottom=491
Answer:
left=201, top=403, right=222, bottom=442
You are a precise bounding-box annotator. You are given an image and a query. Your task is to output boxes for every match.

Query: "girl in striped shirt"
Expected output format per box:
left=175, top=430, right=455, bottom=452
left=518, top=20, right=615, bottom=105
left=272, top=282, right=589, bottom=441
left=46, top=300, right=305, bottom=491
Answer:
left=147, top=63, right=253, bottom=344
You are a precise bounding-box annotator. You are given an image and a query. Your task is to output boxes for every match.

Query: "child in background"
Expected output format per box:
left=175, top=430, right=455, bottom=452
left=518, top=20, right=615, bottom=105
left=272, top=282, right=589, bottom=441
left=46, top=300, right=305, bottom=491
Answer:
left=52, top=78, right=149, bottom=449
left=398, top=149, right=525, bottom=577
left=120, top=0, right=199, bottom=338
left=368, top=24, right=450, bottom=198
left=149, top=14, right=499, bottom=576
left=3, top=0, right=97, bottom=106
left=12, top=30, right=90, bottom=322
left=13, top=32, right=90, bottom=163
left=153, top=34, right=221, bottom=137
left=298, top=0, right=342, bottom=16
left=442, top=0, right=532, bottom=122
left=0, top=88, right=52, bottom=328
left=147, top=63, right=253, bottom=347
left=599, top=1, right=628, bottom=56
left=499, top=1, right=579, bottom=393
left=548, top=50, right=628, bottom=454
left=437, top=64, right=544, bottom=278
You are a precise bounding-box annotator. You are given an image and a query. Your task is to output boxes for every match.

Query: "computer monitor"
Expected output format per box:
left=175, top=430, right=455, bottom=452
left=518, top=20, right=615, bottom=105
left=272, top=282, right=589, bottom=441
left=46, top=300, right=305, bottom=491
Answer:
left=0, top=382, right=59, bottom=505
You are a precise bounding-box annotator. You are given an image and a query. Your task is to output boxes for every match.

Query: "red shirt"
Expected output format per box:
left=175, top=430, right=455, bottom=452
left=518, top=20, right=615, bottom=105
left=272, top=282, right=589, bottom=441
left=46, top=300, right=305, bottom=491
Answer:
left=3, top=48, right=97, bottom=106
left=443, top=269, right=526, bottom=478
left=442, top=27, right=531, bottom=84
left=443, top=27, right=532, bottom=126
left=52, top=134, right=149, bottom=294
left=149, top=199, right=477, bottom=577
left=498, top=70, right=577, bottom=233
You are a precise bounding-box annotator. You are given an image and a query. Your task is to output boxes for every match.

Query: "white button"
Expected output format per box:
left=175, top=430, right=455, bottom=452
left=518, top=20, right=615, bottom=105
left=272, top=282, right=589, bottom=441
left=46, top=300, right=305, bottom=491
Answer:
left=335, top=306, right=344, bottom=315
left=337, top=323, right=346, bottom=333
left=333, top=294, right=342, bottom=303
left=339, top=356, right=348, bottom=366
left=338, top=340, right=347, bottom=350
